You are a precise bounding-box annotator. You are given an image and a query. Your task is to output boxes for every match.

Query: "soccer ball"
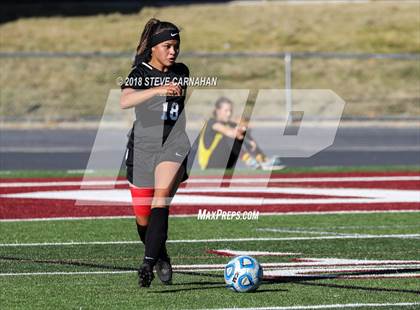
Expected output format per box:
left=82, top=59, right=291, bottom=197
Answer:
left=224, top=255, right=263, bottom=292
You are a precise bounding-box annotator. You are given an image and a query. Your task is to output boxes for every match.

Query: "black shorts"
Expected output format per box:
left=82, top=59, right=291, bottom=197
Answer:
left=125, top=125, right=191, bottom=187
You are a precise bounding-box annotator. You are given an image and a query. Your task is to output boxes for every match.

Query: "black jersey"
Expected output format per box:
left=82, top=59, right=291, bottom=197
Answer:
left=121, top=61, right=189, bottom=146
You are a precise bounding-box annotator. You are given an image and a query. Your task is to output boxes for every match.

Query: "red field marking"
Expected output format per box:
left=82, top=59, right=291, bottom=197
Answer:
left=0, top=184, right=128, bottom=195
left=0, top=198, right=132, bottom=219
left=1, top=198, right=419, bottom=220
left=0, top=185, right=357, bottom=199
left=1, top=171, right=419, bottom=220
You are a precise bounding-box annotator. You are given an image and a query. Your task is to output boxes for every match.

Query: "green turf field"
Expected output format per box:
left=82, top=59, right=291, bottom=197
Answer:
left=1, top=212, right=419, bottom=309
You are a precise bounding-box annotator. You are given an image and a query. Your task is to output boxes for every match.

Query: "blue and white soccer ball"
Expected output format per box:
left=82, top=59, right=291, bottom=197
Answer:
left=224, top=255, right=263, bottom=292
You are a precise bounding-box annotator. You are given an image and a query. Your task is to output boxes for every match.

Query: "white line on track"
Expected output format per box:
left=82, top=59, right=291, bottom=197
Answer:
left=0, top=234, right=419, bottom=247
left=1, top=210, right=420, bottom=222
left=196, top=303, right=420, bottom=310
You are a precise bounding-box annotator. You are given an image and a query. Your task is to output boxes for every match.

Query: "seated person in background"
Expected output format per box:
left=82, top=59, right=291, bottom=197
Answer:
left=195, top=96, right=284, bottom=170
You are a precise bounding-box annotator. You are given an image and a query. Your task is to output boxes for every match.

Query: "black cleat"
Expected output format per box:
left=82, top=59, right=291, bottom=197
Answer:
left=138, top=263, right=155, bottom=287
left=155, top=257, right=172, bottom=285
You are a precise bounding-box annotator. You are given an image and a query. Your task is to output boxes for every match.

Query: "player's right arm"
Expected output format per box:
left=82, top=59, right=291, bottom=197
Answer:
left=212, top=122, right=245, bottom=140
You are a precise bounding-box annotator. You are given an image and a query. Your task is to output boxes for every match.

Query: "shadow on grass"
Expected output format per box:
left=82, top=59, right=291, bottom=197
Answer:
left=0, top=255, right=136, bottom=271
left=2, top=255, right=418, bottom=295
left=150, top=271, right=288, bottom=294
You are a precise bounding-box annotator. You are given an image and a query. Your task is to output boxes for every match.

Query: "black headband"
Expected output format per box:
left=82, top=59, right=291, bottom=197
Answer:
left=149, top=30, right=180, bottom=47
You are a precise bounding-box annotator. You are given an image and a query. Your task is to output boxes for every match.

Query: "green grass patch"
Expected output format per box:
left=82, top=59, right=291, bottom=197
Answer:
left=1, top=213, right=419, bottom=308
left=1, top=3, right=419, bottom=53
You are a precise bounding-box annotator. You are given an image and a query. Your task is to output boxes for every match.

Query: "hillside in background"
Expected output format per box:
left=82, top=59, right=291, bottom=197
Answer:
left=0, top=2, right=419, bottom=121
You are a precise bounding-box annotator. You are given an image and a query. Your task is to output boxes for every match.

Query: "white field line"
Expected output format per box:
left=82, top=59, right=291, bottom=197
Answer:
left=208, top=251, right=420, bottom=273
left=0, top=176, right=419, bottom=187
left=294, top=224, right=420, bottom=230
left=178, top=186, right=420, bottom=197
left=335, top=273, right=420, bottom=279
left=0, top=216, right=134, bottom=222
left=1, top=209, right=420, bottom=222
left=2, top=264, right=419, bottom=276
left=208, top=249, right=301, bottom=256
left=3, top=187, right=420, bottom=204
left=256, top=228, right=352, bottom=236
left=268, top=265, right=420, bottom=271
left=5, top=271, right=418, bottom=284
left=177, top=262, right=420, bottom=270
left=199, top=302, right=420, bottom=310
left=264, top=266, right=420, bottom=276
left=177, top=269, right=420, bottom=275
left=293, top=258, right=420, bottom=265
left=256, top=228, right=418, bottom=239
left=2, top=257, right=420, bottom=277
left=209, top=252, right=420, bottom=266
left=172, top=262, right=420, bottom=271
left=1, top=234, right=420, bottom=247
left=2, top=271, right=417, bottom=280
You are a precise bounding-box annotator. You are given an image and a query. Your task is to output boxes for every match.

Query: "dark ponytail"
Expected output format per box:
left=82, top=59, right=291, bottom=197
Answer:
left=132, top=18, right=180, bottom=67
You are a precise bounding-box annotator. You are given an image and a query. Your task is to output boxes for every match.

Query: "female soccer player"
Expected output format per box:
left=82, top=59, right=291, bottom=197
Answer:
left=120, top=18, right=190, bottom=287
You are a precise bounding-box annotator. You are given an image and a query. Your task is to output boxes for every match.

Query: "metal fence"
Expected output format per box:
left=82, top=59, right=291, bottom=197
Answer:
left=1, top=51, right=419, bottom=120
